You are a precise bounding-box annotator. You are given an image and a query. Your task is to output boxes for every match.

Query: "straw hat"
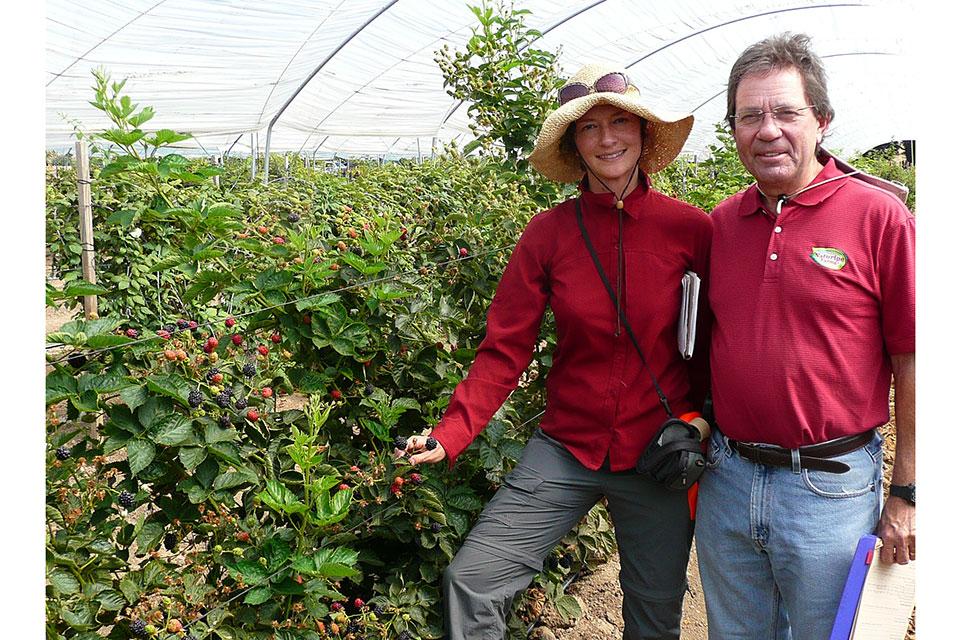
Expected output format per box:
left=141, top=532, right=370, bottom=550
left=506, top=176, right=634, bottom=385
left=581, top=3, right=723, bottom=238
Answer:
left=528, top=63, right=694, bottom=182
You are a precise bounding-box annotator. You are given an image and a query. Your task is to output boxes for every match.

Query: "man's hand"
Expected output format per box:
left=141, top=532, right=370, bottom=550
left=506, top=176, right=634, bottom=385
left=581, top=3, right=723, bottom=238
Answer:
left=876, top=496, right=915, bottom=564
left=877, top=352, right=915, bottom=565
left=394, top=434, right=447, bottom=466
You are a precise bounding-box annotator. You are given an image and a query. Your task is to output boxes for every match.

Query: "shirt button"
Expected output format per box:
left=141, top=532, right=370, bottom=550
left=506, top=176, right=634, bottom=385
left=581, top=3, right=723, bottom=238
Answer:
left=770, top=253, right=779, bottom=261
left=774, top=226, right=783, bottom=233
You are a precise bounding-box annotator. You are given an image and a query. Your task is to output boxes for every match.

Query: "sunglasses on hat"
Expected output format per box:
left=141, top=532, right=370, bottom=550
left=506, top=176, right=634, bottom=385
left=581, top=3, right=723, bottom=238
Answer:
left=558, top=72, right=630, bottom=106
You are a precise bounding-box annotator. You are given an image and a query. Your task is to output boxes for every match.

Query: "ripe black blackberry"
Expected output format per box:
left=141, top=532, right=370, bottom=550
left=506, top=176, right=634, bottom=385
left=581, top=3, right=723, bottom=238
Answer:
left=118, top=491, right=135, bottom=509
left=235, top=397, right=248, bottom=410
left=242, top=363, right=256, bottom=377
left=431, top=522, right=442, bottom=533
left=55, top=445, right=71, bottom=461
left=425, top=436, right=438, bottom=451
left=372, top=604, right=384, bottom=616
left=398, top=631, right=411, bottom=640
left=363, top=383, right=374, bottom=397
left=287, top=212, right=301, bottom=223
left=163, top=323, right=176, bottom=334
left=393, top=436, right=408, bottom=450
left=67, top=352, right=87, bottom=368
left=205, top=367, right=221, bottom=382
left=215, top=392, right=231, bottom=408
left=218, top=414, right=232, bottom=428
left=130, top=619, right=147, bottom=637
left=176, top=319, right=190, bottom=330
left=188, top=389, right=203, bottom=408
left=163, top=532, right=178, bottom=551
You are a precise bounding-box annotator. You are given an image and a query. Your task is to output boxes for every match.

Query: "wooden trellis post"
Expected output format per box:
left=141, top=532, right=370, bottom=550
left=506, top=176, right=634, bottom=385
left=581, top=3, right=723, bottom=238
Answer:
left=75, top=140, right=98, bottom=319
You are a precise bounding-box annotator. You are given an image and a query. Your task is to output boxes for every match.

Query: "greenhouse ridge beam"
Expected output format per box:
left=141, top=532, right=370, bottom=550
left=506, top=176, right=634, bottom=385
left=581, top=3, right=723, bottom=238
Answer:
left=262, top=0, right=401, bottom=183
left=624, top=2, right=866, bottom=68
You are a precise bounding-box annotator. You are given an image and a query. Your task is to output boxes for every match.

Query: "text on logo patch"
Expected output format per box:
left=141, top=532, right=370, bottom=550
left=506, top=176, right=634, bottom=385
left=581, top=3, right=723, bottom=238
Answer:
left=809, top=247, right=847, bottom=270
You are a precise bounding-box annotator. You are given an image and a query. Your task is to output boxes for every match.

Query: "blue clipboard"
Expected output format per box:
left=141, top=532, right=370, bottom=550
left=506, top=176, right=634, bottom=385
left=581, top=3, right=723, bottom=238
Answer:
left=829, top=534, right=880, bottom=640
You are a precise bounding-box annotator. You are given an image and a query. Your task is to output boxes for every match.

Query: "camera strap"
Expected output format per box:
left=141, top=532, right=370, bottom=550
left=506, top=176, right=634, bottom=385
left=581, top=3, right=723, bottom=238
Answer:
left=575, top=197, right=674, bottom=419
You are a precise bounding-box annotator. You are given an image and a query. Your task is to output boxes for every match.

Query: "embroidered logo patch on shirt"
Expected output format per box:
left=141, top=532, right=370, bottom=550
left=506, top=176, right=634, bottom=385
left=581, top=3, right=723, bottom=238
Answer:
left=809, top=247, right=847, bottom=271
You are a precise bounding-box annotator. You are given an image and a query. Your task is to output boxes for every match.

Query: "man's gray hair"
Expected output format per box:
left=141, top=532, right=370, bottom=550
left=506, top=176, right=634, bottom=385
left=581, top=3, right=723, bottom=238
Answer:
left=726, top=32, right=834, bottom=129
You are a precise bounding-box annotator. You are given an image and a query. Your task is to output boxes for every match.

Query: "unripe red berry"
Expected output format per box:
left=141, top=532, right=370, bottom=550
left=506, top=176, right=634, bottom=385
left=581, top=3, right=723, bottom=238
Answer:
left=353, top=598, right=365, bottom=609
left=206, top=336, right=219, bottom=348
left=231, top=334, right=243, bottom=346
left=271, top=332, right=281, bottom=343
left=246, top=409, right=260, bottom=422
left=225, top=317, right=236, bottom=328
left=257, top=345, right=269, bottom=356
left=261, top=387, right=273, bottom=398
left=330, top=389, right=342, bottom=400
left=331, top=602, right=343, bottom=612
left=459, top=247, right=468, bottom=257
left=338, top=483, right=350, bottom=491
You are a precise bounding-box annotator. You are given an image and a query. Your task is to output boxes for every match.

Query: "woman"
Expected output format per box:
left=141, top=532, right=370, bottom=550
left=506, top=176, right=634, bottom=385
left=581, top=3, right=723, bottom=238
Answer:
left=397, top=63, right=712, bottom=639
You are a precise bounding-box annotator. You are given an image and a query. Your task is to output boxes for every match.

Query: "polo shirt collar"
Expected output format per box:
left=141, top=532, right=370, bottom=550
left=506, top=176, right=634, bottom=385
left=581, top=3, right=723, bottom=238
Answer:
left=577, top=171, right=651, bottom=220
left=737, top=158, right=849, bottom=217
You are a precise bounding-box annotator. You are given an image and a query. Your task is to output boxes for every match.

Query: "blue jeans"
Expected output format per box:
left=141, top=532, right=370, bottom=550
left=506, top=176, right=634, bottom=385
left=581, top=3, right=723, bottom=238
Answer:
left=695, top=428, right=883, bottom=640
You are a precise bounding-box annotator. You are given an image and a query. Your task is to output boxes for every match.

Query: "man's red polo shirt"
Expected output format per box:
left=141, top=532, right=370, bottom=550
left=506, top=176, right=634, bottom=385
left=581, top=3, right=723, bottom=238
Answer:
left=432, top=177, right=712, bottom=470
left=709, top=159, right=915, bottom=448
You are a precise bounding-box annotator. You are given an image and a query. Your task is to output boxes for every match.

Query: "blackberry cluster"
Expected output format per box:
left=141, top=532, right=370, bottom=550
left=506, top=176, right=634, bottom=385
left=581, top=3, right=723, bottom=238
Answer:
left=242, top=363, right=256, bottom=377
left=118, top=491, right=135, bottom=509
left=163, top=323, right=177, bottom=334
left=425, top=437, right=438, bottom=451
left=235, top=397, right=248, bottom=410
left=215, top=392, right=232, bottom=408
left=287, top=212, right=301, bottom=223
left=55, top=445, right=71, bottom=461
left=205, top=367, right=220, bottom=382
left=218, top=414, right=233, bottom=428
left=393, top=436, right=408, bottom=450
left=130, top=619, right=147, bottom=637
left=431, top=522, right=442, bottom=533
left=188, top=389, right=204, bottom=408
left=347, top=622, right=361, bottom=634
left=363, top=383, right=375, bottom=397
left=163, top=532, right=178, bottom=551
left=176, top=319, right=190, bottom=330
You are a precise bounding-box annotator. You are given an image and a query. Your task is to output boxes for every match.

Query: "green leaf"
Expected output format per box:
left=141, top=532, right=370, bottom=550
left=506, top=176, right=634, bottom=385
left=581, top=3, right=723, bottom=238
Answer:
left=119, top=576, right=141, bottom=603
left=244, top=585, right=273, bottom=605
left=255, top=268, right=294, bottom=291
left=179, top=446, right=207, bottom=470
left=48, top=568, right=81, bottom=595
left=97, top=590, right=127, bottom=611
left=225, top=559, right=270, bottom=585
left=152, top=413, right=197, bottom=446
left=146, top=374, right=192, bottom=407
left=60, top=281, right=111, bottom=298
left=127, top=438, right=156, bottom=476
left=145, top=130, right=193, bottom=147
left=135, top=522, right=164, bottom=551
left=98, top=128, right=146, bottom=147
left=259, top=479, right=308, bottom=515
left=555, top=594, right=583, bottom=623
left=207, top=441, right=244, bottom=466
left=46, top=370, right=78, bottom=405
left=86, top=334, right=130, bottom=349
left=295, top=293, right=340, bottom=311
left=105, top=209, right=138, bottom=226
left=203, top=423, right=238, bottom=444
left=128, top=106, right=155, bottom=127
left=213, top=469, right=258, bottom=491
left=446, top=486, right=482, bottom=511
left=119, top=385, right=148, bottom=411
left=69, top=389, right=99, bottom=412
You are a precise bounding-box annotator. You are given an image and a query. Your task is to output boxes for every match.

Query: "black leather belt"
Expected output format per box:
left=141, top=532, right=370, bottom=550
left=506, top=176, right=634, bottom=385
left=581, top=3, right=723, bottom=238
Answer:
left=729, top=429, right=875, bottom=474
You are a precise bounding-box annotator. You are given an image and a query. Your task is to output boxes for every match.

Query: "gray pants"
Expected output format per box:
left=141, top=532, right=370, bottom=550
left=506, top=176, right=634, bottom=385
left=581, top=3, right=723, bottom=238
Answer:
left=443, top=430, right=694, bottom=639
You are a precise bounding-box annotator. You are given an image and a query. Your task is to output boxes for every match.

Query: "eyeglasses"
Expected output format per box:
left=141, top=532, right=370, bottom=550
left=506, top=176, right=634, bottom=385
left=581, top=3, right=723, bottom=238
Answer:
left=732, top=105, right=817, bottom=128
left=558, top=72, right=630, bottom=106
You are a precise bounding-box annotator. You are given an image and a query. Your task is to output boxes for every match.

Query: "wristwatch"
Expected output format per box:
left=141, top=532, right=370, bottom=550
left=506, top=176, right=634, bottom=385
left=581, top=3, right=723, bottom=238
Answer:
left=888, top=483, right=916, bottom=505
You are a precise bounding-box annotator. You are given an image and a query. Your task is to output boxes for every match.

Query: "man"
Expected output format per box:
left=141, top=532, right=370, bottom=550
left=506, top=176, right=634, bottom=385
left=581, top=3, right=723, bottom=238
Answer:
left=696, top=32, right=915, bottom=640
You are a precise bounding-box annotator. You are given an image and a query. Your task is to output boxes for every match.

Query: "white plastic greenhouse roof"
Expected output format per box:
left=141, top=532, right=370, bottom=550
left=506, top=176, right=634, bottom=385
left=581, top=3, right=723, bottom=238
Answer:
left=46, top=0, right=916, bottom=161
